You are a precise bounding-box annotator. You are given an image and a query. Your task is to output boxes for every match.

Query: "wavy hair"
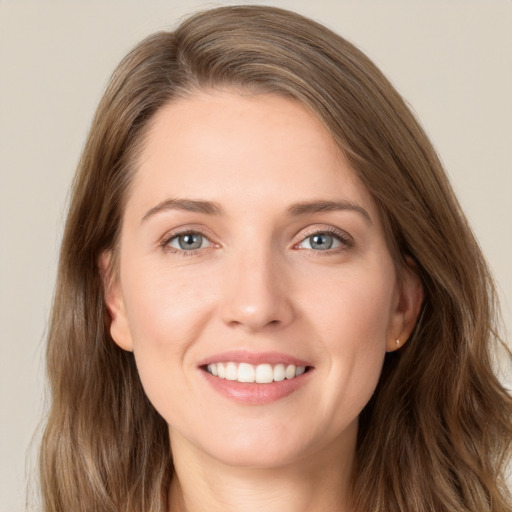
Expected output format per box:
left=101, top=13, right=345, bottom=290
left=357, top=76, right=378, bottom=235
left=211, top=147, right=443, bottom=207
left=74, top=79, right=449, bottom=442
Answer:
left=40, top=5, right=512, bottom=511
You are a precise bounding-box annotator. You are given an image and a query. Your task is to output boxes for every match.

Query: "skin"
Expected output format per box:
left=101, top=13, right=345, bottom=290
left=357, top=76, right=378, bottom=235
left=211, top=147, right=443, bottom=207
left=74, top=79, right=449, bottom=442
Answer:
left=103, top=90, right=423, bottom=512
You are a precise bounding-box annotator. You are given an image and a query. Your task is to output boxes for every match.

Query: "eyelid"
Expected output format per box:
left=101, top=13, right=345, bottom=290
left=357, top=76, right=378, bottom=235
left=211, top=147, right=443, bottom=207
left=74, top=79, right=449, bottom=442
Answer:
left=159, top=225, right=218, bottom=254
left=158, top=224, right=353, bottom=255
left=292, top=225, right=354, bottom=251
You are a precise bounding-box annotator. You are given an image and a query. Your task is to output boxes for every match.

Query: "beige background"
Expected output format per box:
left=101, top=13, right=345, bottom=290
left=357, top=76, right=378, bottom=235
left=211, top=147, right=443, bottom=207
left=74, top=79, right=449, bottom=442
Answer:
left=1, top=1, right=511, bottom=510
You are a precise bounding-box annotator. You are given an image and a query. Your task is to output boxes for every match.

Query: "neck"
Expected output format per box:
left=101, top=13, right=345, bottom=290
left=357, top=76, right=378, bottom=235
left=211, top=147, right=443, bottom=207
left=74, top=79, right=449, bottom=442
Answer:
left=167, top=425, right=356, bottom=512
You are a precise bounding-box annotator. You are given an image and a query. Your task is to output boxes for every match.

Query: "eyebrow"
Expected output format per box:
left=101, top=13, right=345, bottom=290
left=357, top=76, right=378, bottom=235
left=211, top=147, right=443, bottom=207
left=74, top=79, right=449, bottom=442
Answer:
left=141, top=198, right=372, bottom=225
left=287, top=200, right=372, bottom=224
left=141, top=198, right=223, bottom=222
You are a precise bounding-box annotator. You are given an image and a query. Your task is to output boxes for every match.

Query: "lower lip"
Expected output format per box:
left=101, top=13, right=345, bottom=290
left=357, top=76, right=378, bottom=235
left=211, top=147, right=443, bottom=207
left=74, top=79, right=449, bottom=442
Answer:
left=200, top=368, right=312, bottom=405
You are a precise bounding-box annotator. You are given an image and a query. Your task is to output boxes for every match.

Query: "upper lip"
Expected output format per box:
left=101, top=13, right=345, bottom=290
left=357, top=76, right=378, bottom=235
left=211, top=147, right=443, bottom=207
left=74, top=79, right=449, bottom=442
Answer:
left=197, top=350, right=312, bottom=368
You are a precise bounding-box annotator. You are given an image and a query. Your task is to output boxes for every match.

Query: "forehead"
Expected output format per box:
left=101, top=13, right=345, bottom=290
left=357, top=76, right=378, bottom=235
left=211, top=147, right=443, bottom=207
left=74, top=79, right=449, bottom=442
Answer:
left=129, top=90, right=376, bottom=218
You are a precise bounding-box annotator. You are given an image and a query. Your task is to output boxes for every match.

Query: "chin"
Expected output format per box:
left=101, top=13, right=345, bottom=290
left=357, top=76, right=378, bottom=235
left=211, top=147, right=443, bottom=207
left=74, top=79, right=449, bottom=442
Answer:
left=191, top=418, right=357, bottom=471
left=208, top=440, right=308, bottom=470
left=173, top=420, right=312, bottom=470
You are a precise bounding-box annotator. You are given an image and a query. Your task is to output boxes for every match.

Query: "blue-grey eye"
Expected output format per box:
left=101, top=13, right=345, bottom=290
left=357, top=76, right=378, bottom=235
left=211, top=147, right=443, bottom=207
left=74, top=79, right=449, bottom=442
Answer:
left=298, top=232, right=342, bottom=251
left=168, top=232, right=207, bottom=251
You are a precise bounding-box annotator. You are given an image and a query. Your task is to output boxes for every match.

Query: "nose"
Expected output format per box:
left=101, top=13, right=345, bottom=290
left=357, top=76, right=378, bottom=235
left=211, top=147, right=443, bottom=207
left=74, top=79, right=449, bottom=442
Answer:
left=220, top=247, right=295, bottom=332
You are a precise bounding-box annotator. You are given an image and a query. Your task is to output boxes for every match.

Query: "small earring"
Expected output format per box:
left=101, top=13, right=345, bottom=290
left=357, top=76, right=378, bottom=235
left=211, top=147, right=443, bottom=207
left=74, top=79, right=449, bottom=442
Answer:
left=395, top=339, right=400, bottom=346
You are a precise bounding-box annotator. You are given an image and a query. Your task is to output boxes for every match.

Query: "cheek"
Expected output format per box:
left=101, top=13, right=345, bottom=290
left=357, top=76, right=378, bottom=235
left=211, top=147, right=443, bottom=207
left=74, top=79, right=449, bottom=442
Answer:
left=307, top=260, right=396, bottom=346
left=121, top=259, right=219, bottom=351
left=119, top=261, right=220, bottom=412
left=306, top=263, right=396, bottom=416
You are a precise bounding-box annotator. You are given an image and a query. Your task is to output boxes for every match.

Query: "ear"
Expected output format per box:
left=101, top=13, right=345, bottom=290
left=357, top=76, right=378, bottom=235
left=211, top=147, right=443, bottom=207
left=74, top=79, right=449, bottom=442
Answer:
left=386, top=257, right=424, bottom=352
left=98, top=251, right=134, bottom=352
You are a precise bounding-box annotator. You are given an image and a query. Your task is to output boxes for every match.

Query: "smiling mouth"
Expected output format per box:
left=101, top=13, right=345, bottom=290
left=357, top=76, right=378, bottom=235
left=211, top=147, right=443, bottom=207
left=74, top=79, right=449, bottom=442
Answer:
left=203, top=362, right=310, bottom=384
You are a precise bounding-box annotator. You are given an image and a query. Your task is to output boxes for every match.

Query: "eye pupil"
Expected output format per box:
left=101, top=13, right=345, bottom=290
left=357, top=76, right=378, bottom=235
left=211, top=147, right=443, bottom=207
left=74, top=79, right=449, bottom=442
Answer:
left=310, top=233, right=333, bottom=250
left=178, top=233, right=203, bottom=250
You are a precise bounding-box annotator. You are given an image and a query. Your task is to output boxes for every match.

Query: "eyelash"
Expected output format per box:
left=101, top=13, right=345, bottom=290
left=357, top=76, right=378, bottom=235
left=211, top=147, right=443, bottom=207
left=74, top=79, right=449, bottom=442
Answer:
left=160, top=226, right=353, bottom=256
left=160, top=229, right=215, bottom=256
left=293, top=227, right=353, bottom=253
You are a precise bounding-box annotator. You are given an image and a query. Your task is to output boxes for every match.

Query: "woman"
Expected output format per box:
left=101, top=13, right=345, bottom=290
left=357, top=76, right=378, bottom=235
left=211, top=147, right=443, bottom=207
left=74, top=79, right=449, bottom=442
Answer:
left=39, top=5, right=512, bottom=512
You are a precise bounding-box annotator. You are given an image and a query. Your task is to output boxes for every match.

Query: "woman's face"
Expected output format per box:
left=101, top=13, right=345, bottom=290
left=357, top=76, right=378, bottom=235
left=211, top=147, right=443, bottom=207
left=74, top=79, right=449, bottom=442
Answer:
left=105, top=90, right=421, bottom=469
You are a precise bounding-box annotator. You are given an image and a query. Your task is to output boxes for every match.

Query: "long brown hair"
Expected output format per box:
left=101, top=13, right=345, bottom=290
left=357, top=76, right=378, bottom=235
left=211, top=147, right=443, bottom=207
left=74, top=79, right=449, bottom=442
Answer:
left=40, top=5, right=512, bottom=511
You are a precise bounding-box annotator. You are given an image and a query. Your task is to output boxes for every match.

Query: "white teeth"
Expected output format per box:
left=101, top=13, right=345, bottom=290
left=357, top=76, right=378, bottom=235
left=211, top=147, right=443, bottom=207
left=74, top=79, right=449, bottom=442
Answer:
left=226, top=362, right=238, bottom=380
left=296, top=366, right=306, bottom=376
left=285, top=364, right=296, bottom=379
left=205, top=362, right=308, bottom=383
left=237, top=363, right=255, bottom=383
left=273, top=364, right=286, bottom=382
left=255, top=364, right=274, bottom=384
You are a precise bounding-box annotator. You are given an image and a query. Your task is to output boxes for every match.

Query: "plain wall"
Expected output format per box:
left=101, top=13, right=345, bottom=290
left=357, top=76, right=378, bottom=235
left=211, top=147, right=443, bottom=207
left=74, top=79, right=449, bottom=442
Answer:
left=1, top=1, right=511, bottom=510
